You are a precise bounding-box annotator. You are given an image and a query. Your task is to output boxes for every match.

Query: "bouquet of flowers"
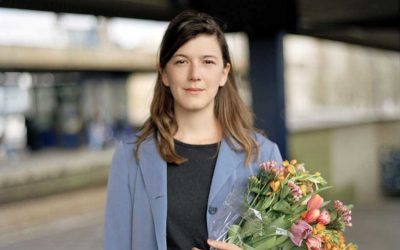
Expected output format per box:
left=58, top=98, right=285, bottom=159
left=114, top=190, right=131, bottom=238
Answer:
left=210, top=160, right=357, bottom=250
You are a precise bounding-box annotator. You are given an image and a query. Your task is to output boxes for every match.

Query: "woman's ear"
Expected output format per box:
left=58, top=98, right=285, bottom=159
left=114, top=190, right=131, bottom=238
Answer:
left=160, top=68, right=170, bottom=87
left=220, top=63, right=231, bottom=87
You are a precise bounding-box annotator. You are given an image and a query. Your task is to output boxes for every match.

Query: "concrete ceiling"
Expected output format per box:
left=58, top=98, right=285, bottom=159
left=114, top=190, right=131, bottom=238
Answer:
left=0, top=0, right=399, bottom=51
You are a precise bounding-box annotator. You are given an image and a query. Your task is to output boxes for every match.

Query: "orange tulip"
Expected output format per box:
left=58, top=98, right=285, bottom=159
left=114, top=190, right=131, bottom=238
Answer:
left=287, top=165, right=296, bottom=175
left=270, top=180, right=281, bottom=192
left=304, top=209, right=321, bottom=224
left=307, top=194, right=324, bottom=211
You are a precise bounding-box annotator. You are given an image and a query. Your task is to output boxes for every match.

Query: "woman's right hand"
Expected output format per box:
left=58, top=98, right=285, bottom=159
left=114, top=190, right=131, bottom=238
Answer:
left=192, top=239, right=242, bottom=250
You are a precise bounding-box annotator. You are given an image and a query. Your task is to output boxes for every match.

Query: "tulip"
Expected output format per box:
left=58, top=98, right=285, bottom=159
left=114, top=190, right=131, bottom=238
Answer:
left=307, top=194, right=324, bottom=211
left=317, top=210, right=331, bottom=225
left=289, top=220, right=312, bottom=246
left=300, top=184, right=308, bottom=195
left=301, top=211, right=308, bottom=220
left=305, top=236, right=322, bottom=250
left=304, top=209, right=320, bottom=224
left=269, top=180, right=280, bottom=192
left=287, top=164, right=296, bottom=175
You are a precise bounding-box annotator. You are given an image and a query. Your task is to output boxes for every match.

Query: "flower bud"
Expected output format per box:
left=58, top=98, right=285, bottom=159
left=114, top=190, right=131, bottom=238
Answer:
left=305, top=209, right=320, bottom=224
left=306, top=236, right=322, bottom=250
left=307, top=194, right=324, bottom=211
left=317, top=210, right=331, bottom=225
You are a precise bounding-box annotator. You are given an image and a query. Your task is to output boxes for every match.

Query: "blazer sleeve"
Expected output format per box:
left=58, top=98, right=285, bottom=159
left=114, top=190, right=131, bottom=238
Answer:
left=104, top=142, right=133, bottom=250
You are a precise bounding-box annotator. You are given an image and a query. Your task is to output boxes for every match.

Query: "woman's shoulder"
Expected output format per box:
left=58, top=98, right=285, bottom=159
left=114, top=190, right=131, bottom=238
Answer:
left=252, top=131, right=282, bottom=162
left=116, top=132, right=156, bottom=156
left=252, top=131, right=276, bottom=148
left=111, top=133, right=139, bottom=162
left=120, top=132, right=138, bottom=144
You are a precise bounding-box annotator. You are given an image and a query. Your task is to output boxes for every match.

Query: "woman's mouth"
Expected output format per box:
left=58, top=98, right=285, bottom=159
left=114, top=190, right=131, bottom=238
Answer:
left=184, top=88, right=205, bottom=94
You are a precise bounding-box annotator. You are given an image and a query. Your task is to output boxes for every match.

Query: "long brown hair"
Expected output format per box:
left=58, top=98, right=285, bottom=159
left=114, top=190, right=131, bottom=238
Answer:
left=135, top=10, right=259, bottom=165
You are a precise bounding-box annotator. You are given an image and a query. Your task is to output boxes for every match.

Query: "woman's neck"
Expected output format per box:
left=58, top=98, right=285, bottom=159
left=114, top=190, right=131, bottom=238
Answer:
left=174, top=107, right=222, bottom=145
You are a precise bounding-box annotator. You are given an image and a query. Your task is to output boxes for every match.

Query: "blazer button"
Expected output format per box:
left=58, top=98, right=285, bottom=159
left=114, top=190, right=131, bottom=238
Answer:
left=208, top=206, right=217, bottom=215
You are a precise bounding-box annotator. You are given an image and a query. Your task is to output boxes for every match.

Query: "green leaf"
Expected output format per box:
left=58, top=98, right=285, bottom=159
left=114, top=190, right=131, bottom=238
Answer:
left=253, top=236, right=276, bottom=250
left=271, top=216, right=286, bottom=227
left=272, top=200, right=292, bottom=214
left=243, top=243, right=256, bottom=250
left=240, top=215, right=264, bottom=239
left=329, top=210, right=338, bottom=221
left=227, top=224, right=241, bottom=244
left=275, top=235, right=289, bottom=246
left=280, top=185, right=291, bottom=200
left=321, top=200, right=331, bottom=208
left=279, top=239, right=296, bottom=250
left=264, top=216, right=291, bottom=235
left=292, top=205, right=307, bottom=215
left=250, top=187, right=262, bottom=194
left=261, top=194, right=278, bottom=211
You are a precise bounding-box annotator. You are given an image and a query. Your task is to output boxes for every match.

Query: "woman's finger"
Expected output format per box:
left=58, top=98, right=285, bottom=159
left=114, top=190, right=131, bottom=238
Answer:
left=207, top=239, right=242, bottom=250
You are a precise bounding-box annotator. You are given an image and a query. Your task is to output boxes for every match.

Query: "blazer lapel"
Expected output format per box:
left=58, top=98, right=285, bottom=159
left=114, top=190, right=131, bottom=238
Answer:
left=208, top=138, right=244, bottom=205
left=138, top=137, right=167, bottom=250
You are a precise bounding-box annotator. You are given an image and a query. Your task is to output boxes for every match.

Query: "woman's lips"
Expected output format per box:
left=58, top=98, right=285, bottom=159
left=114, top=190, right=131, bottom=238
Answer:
left=184, top=88, right=204, bottom=94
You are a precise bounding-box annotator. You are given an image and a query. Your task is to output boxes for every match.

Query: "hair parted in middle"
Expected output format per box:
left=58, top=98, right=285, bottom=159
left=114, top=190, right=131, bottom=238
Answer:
left=135, top=10, right=260, bottom=165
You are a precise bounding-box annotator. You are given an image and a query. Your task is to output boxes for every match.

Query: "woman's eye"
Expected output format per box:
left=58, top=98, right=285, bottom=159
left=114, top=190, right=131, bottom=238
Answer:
left=175, top=60, right=186, bottom=64
left=204, top=60, right=215, bottom=65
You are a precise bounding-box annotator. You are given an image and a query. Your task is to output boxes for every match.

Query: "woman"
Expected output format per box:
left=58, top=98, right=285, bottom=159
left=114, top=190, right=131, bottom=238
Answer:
left=104, top=10, right=282, bottom=250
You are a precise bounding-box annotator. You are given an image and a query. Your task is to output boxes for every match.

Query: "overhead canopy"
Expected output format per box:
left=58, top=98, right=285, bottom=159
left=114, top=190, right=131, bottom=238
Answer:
left=0, top=0, right=398, bottom=50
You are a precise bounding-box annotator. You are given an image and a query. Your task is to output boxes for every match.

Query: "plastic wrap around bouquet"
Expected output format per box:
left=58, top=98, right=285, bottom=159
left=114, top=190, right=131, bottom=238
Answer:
left=210, top=160, right=357, bottom=250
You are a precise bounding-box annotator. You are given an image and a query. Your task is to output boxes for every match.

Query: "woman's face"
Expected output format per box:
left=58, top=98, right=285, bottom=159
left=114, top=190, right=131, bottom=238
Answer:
left=161, top=34, right=230, bottom=114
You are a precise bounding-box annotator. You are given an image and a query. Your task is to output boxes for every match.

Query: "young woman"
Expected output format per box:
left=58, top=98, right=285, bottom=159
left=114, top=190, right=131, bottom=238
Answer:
left=104, top=10, right=282, bottom=250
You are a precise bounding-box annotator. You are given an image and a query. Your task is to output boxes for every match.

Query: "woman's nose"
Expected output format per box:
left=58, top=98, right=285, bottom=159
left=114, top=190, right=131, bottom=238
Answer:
left=188, top=63, right=201, bottom=81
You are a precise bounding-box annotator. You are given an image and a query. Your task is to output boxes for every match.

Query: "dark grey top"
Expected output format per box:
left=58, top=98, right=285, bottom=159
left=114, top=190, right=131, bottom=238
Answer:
left=166, top=139, right=220, bottom=250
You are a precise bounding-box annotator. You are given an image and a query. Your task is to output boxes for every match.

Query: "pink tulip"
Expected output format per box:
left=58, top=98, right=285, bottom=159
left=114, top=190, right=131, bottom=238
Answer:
left=306, top=236, right=322, bottom=250
left=304, top=209, right=320, bottom=224
left=307, top=194, right=324, bottom=211
left=289, top=220, right=312, bottom=246
left=317, top=210, right=331, bottom=225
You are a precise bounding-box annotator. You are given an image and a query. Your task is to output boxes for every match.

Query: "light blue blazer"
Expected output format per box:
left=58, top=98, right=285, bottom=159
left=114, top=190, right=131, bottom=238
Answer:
left=104, top=133, right=282, bottom=250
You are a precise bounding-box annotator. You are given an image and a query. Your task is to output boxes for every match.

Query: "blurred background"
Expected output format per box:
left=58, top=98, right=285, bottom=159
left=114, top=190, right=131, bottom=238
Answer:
left=0, top=1, right=399, bottom=249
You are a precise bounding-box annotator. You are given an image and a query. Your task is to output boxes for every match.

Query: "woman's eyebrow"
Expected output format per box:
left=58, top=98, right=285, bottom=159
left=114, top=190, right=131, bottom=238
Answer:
left=172, top=54, right=189, bottom=58
left=202, top=55, right=218, bottom=59
left=172, top=54, right=218, bottom=59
